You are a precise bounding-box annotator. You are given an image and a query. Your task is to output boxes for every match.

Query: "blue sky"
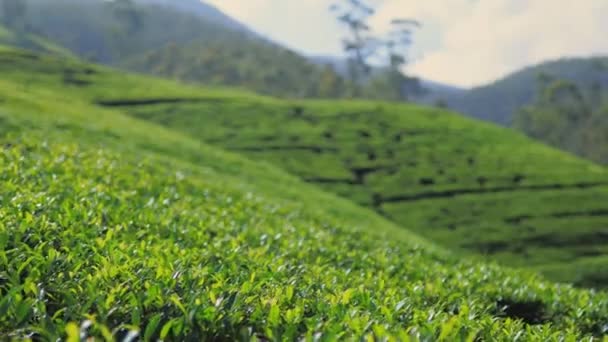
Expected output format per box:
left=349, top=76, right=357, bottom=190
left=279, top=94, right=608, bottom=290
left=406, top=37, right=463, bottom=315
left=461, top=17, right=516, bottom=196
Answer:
left=204, top=0, right=608, bottom=88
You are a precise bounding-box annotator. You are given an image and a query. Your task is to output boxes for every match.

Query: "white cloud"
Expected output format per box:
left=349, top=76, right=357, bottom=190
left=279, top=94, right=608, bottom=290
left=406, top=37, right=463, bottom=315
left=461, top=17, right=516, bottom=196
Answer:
left=204, top=0, right=608, bottom=87
left=377, top=0, right=608, bottom=86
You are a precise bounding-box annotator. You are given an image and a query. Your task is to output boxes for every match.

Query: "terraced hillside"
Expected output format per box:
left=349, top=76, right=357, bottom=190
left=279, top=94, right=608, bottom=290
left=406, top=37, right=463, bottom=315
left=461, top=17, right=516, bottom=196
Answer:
left=119, top=101, right=608, bottom=288
left=3, top=47, right=608, bottom=340
left=2, top=48, right=608, bottom=289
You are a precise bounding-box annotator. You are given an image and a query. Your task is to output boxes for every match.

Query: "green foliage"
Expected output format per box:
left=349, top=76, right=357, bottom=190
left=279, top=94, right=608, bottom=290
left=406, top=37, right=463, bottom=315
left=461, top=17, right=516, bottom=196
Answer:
left=2, top=47, right=608, bottom=288
left=120, top=97, right=608, bottom=288
left=515, top=77, right=608, bottom=165
left=1, top=46, right=608, bottom=341
left=0, top=0, right=360, bottom=99
left=122, top=39, right=354, bottom=99
left=444, top=57, right=608, bottom=125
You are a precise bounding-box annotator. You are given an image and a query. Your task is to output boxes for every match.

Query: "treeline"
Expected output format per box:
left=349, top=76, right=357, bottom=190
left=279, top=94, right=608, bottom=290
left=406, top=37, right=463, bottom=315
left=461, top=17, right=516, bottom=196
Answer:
left=515, top=73, right=608, bottom=164
left=442, top=57, right=608, bottom=125
left=0, top=0, right=414, bottom=100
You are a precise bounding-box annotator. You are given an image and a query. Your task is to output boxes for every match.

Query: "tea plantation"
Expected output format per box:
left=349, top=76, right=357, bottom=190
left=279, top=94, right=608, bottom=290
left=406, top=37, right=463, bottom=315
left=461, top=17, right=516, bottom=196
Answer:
left=7, top=47, right=605, bottom=287
left=1, top=47, right=608, bottom=340
left=124, top=99, right=608, bottom=288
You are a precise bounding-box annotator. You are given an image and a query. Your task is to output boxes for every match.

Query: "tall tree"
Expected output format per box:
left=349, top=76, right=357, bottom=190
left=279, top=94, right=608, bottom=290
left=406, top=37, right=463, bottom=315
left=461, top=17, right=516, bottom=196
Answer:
left=381, top=18, right=422, bottom=100
left=330, top=0, right=377, bottom=95
left=330, top=0, right=423, bottom=100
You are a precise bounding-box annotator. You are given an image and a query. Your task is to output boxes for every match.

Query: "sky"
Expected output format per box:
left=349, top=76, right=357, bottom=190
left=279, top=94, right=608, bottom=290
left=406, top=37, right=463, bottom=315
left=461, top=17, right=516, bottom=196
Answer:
left=203, top=0, right=608, bottom=88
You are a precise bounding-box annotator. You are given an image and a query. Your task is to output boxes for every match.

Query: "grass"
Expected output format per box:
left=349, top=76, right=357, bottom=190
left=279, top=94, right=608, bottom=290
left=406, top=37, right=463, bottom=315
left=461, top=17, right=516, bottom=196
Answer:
left=1, top=47, right=608, bottom=339
left=2, top=47, right=608, bottom=288
left=4, top=47, right=605, bottom=287
left=131, top=102, right=608, bottom=287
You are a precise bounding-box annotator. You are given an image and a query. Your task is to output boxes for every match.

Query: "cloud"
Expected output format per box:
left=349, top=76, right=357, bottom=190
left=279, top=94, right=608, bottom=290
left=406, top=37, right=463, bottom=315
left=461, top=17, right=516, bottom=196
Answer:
left=374, top=0, right=608, bottom=86
left=204, top=0, right=608, bottom=87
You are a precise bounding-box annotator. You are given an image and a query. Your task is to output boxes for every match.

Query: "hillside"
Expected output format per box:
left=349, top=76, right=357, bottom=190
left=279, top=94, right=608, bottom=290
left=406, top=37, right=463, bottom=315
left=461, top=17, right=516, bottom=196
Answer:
left=121, top=39, right=348, bottom=98
left=513, top=77, right=608, bottom=165
left=0, top=24, right=73, bottom=57
left=443, top=57, right=608, bottom=125
left=2, top=47, right=608, bottom=339
left=0, top=0, right=358, bottom=99
left=114, top=98, right=608, bottom=289
left=2, top=46, right=607, bottom=288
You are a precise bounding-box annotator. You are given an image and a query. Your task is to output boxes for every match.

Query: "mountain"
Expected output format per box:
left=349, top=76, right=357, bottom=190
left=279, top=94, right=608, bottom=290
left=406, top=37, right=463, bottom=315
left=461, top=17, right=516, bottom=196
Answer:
left=3, top=0, right=355, bottom=98
left=2, top=45, right=608, bottom=340
left=443, top=57, right=608, bottom=125
left=135, top=0, right=257, bottom=36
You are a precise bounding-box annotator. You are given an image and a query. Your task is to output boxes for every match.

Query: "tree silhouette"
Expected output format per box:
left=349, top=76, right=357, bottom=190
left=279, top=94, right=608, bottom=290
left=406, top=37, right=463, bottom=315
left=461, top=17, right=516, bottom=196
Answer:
left=380, top=18, right=422, bottom=100
left=330, top=0, right=377, bottom=94
left=330, top=0, right=422, bottom=99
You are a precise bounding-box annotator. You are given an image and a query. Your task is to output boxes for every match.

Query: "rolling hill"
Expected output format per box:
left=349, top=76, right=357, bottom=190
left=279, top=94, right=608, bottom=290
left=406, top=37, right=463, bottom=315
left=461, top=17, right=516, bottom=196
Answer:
left=443, top=57, right=608, bottom=125
left=2, top=0, right=358, bottom=99
left=2, top=46, right=607, bottom=288
left=3, top=46, right=608, bottom=339
left=112, top=96, right=608, bottom=289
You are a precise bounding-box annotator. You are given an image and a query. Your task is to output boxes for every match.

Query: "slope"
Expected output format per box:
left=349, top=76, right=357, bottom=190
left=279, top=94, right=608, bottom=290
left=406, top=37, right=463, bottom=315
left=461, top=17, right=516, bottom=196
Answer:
left=444, top=57, right=608, bottom=125
left=4, top=0, right=353, bottom=99
left=112, top=98, right=608, bottom=289
left=135, top=0, right=257, bottom=35
left=2, top=47, right=608, bottom=340
left=2, top=47, right=608, bottom=288
left=0, top=24, right=74, bottom=57
left=121, top=39, right=347, bottom=98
